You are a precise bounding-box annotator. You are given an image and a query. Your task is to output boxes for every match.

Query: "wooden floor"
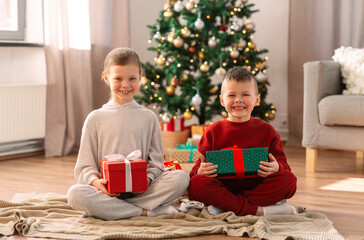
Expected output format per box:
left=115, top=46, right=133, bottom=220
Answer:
left=1, top=145, right=364, bottom=240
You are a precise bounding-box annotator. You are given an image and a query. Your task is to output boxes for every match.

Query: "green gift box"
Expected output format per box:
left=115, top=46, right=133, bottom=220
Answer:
left=206, top=146, right=268, bottom=179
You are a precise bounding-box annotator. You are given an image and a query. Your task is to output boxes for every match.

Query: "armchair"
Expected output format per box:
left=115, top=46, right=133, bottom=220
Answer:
left=302, top=61, right=364, bottom=172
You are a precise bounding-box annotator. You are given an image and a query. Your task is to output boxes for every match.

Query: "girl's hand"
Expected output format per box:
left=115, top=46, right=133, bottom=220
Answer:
left=257, top=153, right=280, bottom=177
left=197, top=154, right=218, bottom=177
left=91, top=178, right=120, bottom=197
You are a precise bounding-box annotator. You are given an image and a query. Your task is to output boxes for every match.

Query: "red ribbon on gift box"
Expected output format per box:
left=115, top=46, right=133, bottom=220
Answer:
left=221, top=145, right=245, bottom=179
left=164, top=160, right=182, bottom=171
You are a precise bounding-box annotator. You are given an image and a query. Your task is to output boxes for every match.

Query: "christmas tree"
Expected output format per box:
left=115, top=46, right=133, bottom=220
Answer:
left=135, top=0, right=275, bottom=125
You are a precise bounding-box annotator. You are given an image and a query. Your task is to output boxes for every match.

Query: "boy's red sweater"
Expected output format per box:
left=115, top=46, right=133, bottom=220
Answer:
left=190, top=117, right=291, bottom=177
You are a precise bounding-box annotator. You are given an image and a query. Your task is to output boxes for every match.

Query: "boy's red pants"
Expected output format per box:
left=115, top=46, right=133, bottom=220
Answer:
left=188, top=170, right=297, bottom=215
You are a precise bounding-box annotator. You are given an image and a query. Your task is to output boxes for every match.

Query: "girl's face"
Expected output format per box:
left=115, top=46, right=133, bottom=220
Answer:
left=103, top=63, right=141, bottom=105
left=220, top=79, right=260, bottom=123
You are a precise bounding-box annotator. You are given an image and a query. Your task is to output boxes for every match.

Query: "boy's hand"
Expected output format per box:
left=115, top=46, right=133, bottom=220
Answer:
left=91, top=178, right=120, bottom=197
left=257, top=153, right=280, bottom=177
left=197, top=154, right=218, bottom=177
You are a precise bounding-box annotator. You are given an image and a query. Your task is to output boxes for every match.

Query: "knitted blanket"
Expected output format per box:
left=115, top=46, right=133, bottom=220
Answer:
left=0, top=193, right=344, bottom=240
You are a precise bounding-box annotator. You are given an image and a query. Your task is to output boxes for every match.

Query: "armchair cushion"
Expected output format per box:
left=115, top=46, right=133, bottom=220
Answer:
left=318, top=95, right=364, bottom=126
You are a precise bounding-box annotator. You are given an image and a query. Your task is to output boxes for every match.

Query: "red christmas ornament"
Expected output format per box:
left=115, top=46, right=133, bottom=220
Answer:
left=219, top=24, right=228, bottom=32
left=189, top=46, right=197, bottom=54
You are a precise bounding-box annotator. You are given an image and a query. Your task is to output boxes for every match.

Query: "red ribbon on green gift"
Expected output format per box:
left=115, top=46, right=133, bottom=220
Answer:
left=221, top=145, right=245, bottom=179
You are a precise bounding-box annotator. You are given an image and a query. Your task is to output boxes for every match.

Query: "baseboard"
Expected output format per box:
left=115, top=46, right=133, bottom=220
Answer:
left=0, top=139, right=44, bottom=158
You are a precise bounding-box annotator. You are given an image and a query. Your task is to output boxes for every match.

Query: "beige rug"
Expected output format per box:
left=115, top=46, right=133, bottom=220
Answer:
left=0, top=192, right=344, bottom=240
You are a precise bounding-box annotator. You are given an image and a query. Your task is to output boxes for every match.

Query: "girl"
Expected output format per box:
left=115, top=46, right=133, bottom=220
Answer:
left=67, top=47, right=189, bottom=220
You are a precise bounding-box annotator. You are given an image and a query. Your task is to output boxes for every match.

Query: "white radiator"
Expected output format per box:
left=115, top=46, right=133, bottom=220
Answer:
left=0, top=84, right=46, bottom=146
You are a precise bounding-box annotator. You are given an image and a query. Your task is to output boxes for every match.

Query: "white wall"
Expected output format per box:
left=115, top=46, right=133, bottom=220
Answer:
left=130, top=0, right=290, bottom=140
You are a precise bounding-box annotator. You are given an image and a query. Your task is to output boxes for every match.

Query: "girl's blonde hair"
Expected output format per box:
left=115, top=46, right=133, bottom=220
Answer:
left=103, top=47, right=141, bottom=75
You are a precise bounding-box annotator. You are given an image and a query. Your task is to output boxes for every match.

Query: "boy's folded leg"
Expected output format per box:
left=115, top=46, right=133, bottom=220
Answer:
left=263, top=203, right=297, bottom=215
left=147, top=204, right=178, bottom=217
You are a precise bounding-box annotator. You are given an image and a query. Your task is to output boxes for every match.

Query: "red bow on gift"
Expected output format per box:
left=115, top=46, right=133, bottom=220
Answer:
left=164, top=161, right=182, bottom=171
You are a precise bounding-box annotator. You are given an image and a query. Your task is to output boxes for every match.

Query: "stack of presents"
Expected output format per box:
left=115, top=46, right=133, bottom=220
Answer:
left=100, top=116, right=268, bottom=194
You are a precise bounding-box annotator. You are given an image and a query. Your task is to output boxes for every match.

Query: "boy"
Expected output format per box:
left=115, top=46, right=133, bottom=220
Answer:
left=188, top=66, right=297, bottom=216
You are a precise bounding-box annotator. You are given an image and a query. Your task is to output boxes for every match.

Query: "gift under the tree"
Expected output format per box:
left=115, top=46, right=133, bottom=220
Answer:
left=187, top=137, right=200, bottom=147
left=206, top=146, right=268, bottom=179
left=191, top=125, right=209, bottom=138
left=100, top=150, right=148, bottom=193
left=162, top=117, right=185, bottom=132
left=166, top=142, right=199, bottom=163
left=164, top=160, right=182, bottom=171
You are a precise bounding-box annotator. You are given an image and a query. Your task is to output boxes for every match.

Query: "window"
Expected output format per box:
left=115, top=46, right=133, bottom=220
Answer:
left=0, top=0, right=26, bottom=40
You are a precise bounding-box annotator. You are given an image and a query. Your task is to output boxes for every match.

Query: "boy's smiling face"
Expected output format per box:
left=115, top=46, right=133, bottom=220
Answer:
left=220, top=79, right=260, bottom=123
left=103, top=63, right=141, bottom=105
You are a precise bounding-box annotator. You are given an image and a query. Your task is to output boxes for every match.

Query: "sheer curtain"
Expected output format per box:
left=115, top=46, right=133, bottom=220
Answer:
left=43, top=0, right=129, bottom=157
left=287, top=0, right=364, bottom=145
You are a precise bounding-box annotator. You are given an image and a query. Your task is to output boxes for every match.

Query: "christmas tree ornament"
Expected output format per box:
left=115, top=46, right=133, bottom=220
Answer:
left=248, top=41, right=256, bottom=50
left=156, top=56, right=166, bottom=66
left=164, top=2, right=172, bottom=10
left=238, top=39, right=246, bottom=49
left=163, top=8, right=173, bottom=18
left=167, top=32, right=175, bottom=43
left=162, top=112, right=171, bottom=123
left=181, top=27, right=191, bottom=38
left=170, top=76, right=179, bottom=86
left=166, top=85, right=175, bottom=95
left=221, top=111, right=228, bottom=118
left=186, top=1, right=194, bottom=11
left=194, top=16, right=205, bottom=30
left=180, top=72, right=189, bottom=82
left=230, top=48, right=240, bottom=59
left=255, top=71, right=267, bottom=81
left=219, top=24, right=228, bottom=32
left=141, top=76, right=149, bottom=86
left=208, top=37, right=217, bottom=48
left=153, top=31, right=161, bottom=39
left=200, top=62, right=210, bottom=73
left=241, top=0, right=247, bottom=4
left=173, top=37, right=184, bottom=48
left=245, top=20, right=255, bottom=32
left=215, top=67, right=226, bottom=77
left=183, top=109, right=193, bottom=120
left=188, top=46, right=197, bottom=54
left=268, top=111, right=275, bottom=120
left=209, top=86, right=218, bottom=94
left=198, top=50, right=205, bottom=59
left=191, top=93, right=202, bottom=106
left=173, top=0, right=184, bottom=12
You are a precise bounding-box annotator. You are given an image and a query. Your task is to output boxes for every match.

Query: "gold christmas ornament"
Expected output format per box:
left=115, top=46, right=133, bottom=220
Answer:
left=163, top=8, right=173, bottom=18
left=167, top=32, right=175, bottom=43
left=166, top=85, right=175, bottom=95
left=200, top=62, right=210, bottom=73
left=181, top=27, right=191, bottom=38
left=173, top=37, right=184, bottom=48
left=183, top=109, right=193, bottom=120
left=221, top=111, right=228, bottom=118
left=247, top=41, right=256, bottom=50
left=141, top=76, right=149, bottom=86
left=230, top=49, right=240, bottom=59
left=156, top=56, right=166, bottom=66
left=180, top=72, right=189, bottom=82
left=198, top=51, right=205, bottom=59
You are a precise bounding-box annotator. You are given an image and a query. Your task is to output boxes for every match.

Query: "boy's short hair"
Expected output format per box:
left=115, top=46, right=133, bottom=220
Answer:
left=221, top=66, right=259, bottom=95
left=103, top=47, right=141, bottom=74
